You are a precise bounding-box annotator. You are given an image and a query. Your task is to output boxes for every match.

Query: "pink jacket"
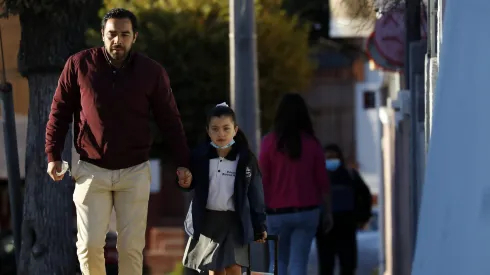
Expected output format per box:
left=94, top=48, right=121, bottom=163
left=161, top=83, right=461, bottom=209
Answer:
left=259, top=132, right=330, bottom=209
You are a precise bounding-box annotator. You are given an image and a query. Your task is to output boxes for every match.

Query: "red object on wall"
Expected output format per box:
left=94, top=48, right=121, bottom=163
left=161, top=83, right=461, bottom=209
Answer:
left=367, top=6, right=428, bottom=71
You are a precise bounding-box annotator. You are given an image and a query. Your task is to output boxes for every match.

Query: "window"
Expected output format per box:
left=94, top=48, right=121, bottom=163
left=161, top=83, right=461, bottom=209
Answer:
left=363, top=91, right=376, bottom=109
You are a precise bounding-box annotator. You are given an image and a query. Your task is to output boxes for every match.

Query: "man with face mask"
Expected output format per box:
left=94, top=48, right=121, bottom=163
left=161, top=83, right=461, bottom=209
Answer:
left=45, top=8, right=191, bottom=275
left=316, top=144, right=372, bottom=275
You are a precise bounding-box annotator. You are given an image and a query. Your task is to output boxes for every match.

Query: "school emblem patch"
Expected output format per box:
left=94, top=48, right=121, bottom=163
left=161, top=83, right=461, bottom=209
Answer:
left=245, top=167, right=252, bottom=179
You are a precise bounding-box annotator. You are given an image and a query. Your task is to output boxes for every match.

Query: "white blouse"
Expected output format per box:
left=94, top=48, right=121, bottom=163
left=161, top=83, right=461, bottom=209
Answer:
left=206, top=155, right=239, bottom=211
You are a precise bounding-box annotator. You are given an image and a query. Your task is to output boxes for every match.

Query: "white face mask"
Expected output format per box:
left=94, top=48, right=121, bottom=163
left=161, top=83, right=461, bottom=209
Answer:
left=210, top=139, right=235, bottom=149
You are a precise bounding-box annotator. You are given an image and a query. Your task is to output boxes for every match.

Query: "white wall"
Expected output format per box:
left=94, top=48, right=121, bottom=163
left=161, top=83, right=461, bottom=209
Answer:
left=412, top=0, right=490, bottom=273
left=355, top=65, right=384, bottom=195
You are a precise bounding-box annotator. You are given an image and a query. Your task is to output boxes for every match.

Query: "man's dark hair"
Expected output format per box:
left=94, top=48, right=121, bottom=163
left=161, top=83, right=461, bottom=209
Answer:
left=101, top=8, right=138, bottom=32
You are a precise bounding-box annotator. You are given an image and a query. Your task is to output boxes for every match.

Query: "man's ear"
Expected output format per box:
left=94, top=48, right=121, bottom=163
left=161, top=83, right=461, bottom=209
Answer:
left=133, top=32, right=138, bottom=43
left=101, top=28, right=104, bottom=41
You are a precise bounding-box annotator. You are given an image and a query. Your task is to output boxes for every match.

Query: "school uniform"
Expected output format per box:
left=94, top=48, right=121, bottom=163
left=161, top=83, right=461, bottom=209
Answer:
left=181, top=143, right=266, bottom=272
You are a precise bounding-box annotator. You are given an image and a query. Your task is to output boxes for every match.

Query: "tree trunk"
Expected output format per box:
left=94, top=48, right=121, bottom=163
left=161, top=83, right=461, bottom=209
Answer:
left=19, top=74, right=76, bottom=274
left=14, top=2, right=101, bottom=273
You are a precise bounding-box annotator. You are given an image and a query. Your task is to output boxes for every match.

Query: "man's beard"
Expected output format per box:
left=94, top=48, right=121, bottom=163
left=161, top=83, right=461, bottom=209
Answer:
left=109, top=46, right=128, bottom=61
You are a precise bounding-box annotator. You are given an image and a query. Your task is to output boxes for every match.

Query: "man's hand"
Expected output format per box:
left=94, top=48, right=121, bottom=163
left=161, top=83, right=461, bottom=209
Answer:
left=47, top=161, right=64, bottom=181
left=177, top=167, right=192, bottom=188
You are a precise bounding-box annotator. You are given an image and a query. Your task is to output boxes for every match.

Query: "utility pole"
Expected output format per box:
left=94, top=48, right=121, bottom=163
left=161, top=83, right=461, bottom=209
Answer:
left=405, top=1, right=422, bottom=90
left=0, top=27, right=23, bottom=265
left=229, top=0, right=261, bottom=154
left=229, top=0, right=266, bottom=272
left=406, top=0, right=422, bottom=256
left=425, top=0, right=438, bottom=148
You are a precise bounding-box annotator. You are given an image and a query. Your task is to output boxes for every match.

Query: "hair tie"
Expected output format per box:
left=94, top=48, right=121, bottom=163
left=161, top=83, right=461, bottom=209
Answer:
left=216, top=102, right=229, bottom=107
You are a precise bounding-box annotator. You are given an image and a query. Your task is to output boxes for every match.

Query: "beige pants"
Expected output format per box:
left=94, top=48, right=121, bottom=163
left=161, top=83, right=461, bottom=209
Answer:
left=73, top=160, right=151, bottom=275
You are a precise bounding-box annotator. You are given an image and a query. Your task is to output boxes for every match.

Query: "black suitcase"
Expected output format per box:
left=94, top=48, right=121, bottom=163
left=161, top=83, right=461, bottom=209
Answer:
left=246, top=235, right=279, bottom=275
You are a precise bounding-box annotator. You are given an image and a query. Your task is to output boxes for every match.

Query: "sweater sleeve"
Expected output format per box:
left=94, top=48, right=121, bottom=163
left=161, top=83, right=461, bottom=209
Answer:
left=45, top=56, right=78, bottom=162
left=149, top=66, right=190, bottom=168
left=258, top=135, right=272, bottom=189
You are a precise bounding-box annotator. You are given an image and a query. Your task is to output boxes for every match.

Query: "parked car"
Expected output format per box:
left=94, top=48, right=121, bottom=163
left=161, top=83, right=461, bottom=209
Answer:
left=308, top=207, right=380, bottom=275
left=103, top=231, right=119, bottom=275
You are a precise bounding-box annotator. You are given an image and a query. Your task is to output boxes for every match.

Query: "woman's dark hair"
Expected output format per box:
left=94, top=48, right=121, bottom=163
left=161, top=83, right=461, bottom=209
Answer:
left=206, top=104, right=251, bottom=152
left=273, top=93, right=315, bottom=159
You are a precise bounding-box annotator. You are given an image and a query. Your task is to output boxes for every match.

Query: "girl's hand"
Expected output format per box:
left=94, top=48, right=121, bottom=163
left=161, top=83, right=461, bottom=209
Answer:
left=255, top=231, right=267, bottom=243
left=177, top=167, right=192, bottom=188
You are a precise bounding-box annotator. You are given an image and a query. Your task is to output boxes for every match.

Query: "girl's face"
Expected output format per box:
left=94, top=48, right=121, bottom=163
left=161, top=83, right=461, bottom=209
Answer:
left=207, top=116, right=238, bottom=147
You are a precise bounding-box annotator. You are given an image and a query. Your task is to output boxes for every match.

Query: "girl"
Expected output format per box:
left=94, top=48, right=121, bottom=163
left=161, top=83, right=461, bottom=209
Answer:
left=259, top=93, right=330, bottom=275
left=179, top=102, right=267, bottom=275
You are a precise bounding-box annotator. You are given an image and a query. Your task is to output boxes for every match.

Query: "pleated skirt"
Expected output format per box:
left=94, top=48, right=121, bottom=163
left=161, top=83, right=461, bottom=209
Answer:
left=183, top=209, right=249, bottom=272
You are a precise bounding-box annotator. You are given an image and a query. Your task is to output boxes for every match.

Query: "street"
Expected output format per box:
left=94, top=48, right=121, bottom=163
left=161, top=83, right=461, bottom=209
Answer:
left=308, top=209, right=380, bottom=275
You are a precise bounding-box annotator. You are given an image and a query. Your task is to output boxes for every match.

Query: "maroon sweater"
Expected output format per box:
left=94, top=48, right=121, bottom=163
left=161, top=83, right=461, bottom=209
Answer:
left=259, top=132, right=330, bottom=209
left=45, top=47, right=190, bottom=169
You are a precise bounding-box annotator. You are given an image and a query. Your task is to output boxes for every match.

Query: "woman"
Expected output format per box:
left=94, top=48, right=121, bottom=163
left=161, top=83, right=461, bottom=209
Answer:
left=259, top=93, right=330, bottom=275
left=316, top=144, right=372, bottom=275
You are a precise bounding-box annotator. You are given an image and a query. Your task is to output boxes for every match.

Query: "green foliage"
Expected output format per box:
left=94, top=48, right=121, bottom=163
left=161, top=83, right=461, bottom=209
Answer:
left=167, top=262, right=184, bottom=275
left=1, top=0, right=89, bottom=16
left=88, top=0, right=315, bottom=150
left=282, top=0, right=331, bottom=40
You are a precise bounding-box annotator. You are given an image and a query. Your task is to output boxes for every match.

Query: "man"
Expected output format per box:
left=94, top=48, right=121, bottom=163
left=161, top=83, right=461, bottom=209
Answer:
left=45, top=8, right=192, bottom=275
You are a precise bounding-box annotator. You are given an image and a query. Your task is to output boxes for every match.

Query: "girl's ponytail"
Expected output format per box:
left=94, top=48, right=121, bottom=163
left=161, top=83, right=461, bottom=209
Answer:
left=234, top=128, right=251, bottom=153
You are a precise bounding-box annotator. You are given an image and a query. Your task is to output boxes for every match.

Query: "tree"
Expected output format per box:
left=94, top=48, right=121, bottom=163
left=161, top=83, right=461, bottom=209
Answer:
left=88, top=0, right=315, bottom=150
left=282, top=0, right=331, bottom=41
left=1, top=0, right=100, bottom=273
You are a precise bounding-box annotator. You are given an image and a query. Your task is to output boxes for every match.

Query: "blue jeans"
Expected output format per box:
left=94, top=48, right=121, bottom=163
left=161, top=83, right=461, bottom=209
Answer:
left=266, top=208, right=320, bottom=275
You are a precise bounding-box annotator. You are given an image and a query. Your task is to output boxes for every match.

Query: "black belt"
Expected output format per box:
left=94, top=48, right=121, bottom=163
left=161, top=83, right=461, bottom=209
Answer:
left=266, top=205, right=319, bottom=215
